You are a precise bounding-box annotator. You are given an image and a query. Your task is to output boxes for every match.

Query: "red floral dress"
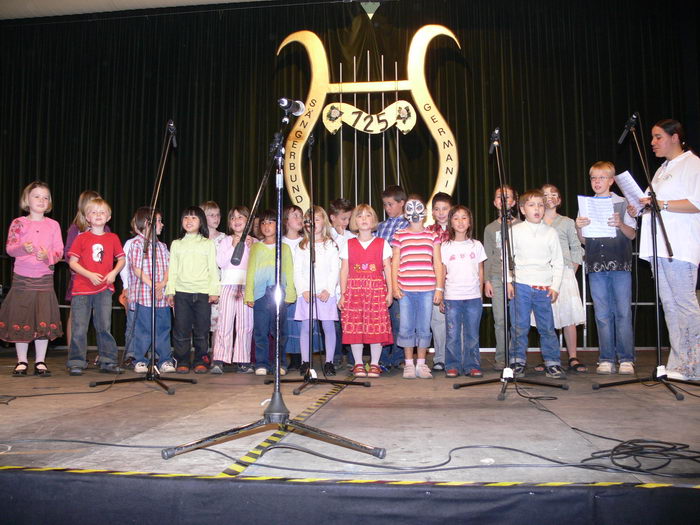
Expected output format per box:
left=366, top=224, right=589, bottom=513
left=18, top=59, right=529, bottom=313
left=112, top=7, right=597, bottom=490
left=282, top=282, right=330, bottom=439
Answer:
left=341, top=238, right=393, bottom=345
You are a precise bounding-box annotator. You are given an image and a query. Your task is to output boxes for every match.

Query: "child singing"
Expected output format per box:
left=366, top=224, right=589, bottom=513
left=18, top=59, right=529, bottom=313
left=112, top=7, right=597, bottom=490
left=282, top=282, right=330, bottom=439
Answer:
left=338, top=204, right=393, bottom=378
left=0, top=182, right=63, bottom=376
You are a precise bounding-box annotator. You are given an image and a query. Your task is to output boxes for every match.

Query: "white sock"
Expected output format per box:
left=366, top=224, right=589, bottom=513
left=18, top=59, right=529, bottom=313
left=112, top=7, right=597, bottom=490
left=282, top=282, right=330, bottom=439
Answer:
left=369, top=343, right=382, bottom=365
left=416, top=358, right=426, bottom=366
left=15, top=343, right=29, bottom=363
left=35, top=339, right=49, bottom=368
left=351, top=344, right=364, bottom=366
left=406, top=359, right=416, bottom=367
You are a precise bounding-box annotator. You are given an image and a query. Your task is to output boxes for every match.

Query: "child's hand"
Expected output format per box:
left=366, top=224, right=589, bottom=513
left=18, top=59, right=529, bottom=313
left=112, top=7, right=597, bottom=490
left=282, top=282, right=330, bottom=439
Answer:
left=104, top=272, right=117, bottom=285
left=209, top=295, right=219, bottom=304
left=484, top=281, right=494, bottom=298
left=35, top=246, right=49, bottom=261
left=88, top=272, right=105, bottom=286
left=575, top=216, right=590, bottom=229
left=118, top=289, right=128, bottom=308
left=317, top=290, right=330, bottom=302
left=439, top=301, right=445, bottom=314
left=245, top=301, right=254, bottom=308
left=433, top=289, right=443, bottom=305
left=245, top=236, right=254, bottom=247
left=23, top=241, right=34, bottom=254
left=385, top=293, right=393, bottom=308
left=507, top=283, right=515, bottom=299
left=167, top=295, right=175, bottom=308
left=607, top=212, right=622, bottom=228
left=627, top=204, right=639, bottom=218
left=548, top=289, right=559, bottom=303
left=393, top=288, right=404, bottom=300
left=302, top=291, right=311, bottom=303
left=337, top=295, right=344, bottom=310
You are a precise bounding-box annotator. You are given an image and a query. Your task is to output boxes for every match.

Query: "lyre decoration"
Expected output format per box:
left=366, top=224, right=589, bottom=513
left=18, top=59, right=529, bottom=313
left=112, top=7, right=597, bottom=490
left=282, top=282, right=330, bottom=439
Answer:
left=277, top=25, right=460, bottom=213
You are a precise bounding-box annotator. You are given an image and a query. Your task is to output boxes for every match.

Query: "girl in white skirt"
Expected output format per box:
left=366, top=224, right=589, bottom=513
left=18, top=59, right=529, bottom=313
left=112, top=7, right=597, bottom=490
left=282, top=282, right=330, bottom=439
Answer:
left=532, top=184, right=587, bottom=372
left=293, top=206, right=341, bottom=377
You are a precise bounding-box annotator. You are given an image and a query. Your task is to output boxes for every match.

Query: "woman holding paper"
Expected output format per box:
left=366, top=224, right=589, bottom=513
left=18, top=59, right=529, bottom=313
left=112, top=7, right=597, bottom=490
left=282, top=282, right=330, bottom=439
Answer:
left=629, top=119, right=700, bottom=381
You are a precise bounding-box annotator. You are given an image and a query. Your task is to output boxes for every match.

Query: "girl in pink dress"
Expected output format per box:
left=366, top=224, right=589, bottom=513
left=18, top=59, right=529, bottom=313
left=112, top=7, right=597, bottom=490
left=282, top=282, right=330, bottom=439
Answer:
left=338, top=204, right=393, bottom=378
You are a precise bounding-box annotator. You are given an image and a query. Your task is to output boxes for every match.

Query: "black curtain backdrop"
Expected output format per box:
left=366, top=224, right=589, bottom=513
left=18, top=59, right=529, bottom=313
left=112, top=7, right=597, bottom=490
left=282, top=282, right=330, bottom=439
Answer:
left=1, top=0, right=698, bottom=347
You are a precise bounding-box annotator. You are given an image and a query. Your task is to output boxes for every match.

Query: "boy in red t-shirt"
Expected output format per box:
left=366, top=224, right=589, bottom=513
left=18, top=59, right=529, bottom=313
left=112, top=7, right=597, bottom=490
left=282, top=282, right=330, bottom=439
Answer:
left=66, top=198, right=125, bottom=375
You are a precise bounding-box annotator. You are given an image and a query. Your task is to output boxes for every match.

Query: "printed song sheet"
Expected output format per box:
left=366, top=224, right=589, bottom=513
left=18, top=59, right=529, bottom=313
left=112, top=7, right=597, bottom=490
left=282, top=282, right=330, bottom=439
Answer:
left=614, top=170, right=646, bottom=213
left=577, top=196, right=616, bottom=238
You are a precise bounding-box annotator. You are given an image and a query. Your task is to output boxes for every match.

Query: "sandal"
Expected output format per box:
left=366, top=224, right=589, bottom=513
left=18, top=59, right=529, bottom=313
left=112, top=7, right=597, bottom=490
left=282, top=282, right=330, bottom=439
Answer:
left=567, top=357, right=588, bottom=373
left=12, top=362, right=29, bottom=377
left=367, top=364, right=382, bottom=378
left=533, top=362, right=546, bottom=373
left=34, top=362, right=52, bottom=377
left=351, top=364, right=368, bottom=378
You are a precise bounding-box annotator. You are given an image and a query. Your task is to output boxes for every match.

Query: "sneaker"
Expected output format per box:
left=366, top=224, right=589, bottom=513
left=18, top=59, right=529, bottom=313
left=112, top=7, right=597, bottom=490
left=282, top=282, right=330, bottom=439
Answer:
left=403, top=362, right=417, bottom=379
left=352, top=364, right=368, bottom=377
left=469, top=369, right=484, bottom=378
left=445, top=369, right=459, bottom=378
left=416, top=363, right=433, bottom=379
left=122, top=356, right=136, bottom=369
left=69, top=367, right=83, bottom=376
left=237, top=364, right=254, bottom=374
left=618, top=362, right=635, bottom=375
left=134, top=362, right=148, bottom=374
left=194, top=364, right=209, bottom=374
left=378, top=364, right=390, bottom=374
left=279, top=367, right=287, bottom=376
left=545, top=364, right=567, bottom=379
left=299, top=362, right=311, bottom=376
left=176, top=366, right=190, bottom=374
left=510, top=362, right=526, bottom=378
left=323, top=362, right=336, bottom=376
left=255, top=367, right=268, bottom=376
left=666, top=370, right=688, bottom=380
left=100, top=364, right=124, bottom=374
left=210, top=364, right=224, bottom=375
left=432, top=362, right=445, bottom=371
left=596, top=362, right=615, bottom=375
left=159, top=362, right=176, bottom=374
left=367, top=364, right=381, bottom=378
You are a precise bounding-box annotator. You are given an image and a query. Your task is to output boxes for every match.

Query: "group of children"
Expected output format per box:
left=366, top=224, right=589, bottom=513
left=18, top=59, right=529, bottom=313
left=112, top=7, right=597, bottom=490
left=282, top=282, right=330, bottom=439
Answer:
left=1, top=159, right=638, bottom=381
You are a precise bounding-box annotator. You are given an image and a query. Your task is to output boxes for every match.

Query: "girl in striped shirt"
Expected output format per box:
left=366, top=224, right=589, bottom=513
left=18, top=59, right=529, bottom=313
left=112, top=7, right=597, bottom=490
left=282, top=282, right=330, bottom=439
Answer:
left=391, top=195, right=444, bottom=379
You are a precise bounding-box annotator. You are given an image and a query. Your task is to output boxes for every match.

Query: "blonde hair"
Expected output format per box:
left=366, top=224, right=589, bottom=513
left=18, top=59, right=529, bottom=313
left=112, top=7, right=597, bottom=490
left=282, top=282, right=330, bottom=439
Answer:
left=299, top=206, right=335, bottom=250
left=85, top=198, right=112, bottom=218
left=589, top=161, right=615, bottom=177
left=349, top=204, right=379, bottom=233
left=72, top=190, right=102, bottom=232
left=20, top=181, right=53, bottom=213
left=199, top=201, right=220, bottom=213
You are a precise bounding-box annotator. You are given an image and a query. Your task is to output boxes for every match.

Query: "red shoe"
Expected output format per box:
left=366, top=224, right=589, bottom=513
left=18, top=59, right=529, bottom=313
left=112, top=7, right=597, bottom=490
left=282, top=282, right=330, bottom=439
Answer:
left=367, top=364, right=382, bottom=378
left=445, top=369, right=459, bottom=378
left=352, top=364, right=368, bottom=377
left=469, top=369, right=483, bottom=377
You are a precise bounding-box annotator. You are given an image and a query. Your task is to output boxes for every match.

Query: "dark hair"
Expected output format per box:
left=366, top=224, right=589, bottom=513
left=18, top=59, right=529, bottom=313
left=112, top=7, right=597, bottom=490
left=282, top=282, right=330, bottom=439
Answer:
left=447, top=205, right=474, bottom=240
left=178, top=206, right=209, bottom=239
left=654, top=119, right=687, bottom=151
left=541, top=184, right=561, bottom=209
left=328, top=198, right=354, bottom=216
left=227, top=206, right=250, bottom=234
left=381, top=185, right=407, bottom=203
left=431, top=192, right=453, bottom=207
left=258, top=209, right=277, bottom=224
left=282, top=205, right=303, bottom=235
left=133, top=206, right=162, bottom=235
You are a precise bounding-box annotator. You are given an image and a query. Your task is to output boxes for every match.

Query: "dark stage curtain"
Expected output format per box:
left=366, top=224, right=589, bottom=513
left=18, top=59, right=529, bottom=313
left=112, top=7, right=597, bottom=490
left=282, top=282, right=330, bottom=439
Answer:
left=1, top=0, right=698, bottom=346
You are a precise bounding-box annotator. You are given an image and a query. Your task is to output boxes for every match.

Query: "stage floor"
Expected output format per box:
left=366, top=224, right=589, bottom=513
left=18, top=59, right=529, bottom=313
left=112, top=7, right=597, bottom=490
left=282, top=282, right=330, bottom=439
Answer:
left=1, top=348, right=699, bottom=485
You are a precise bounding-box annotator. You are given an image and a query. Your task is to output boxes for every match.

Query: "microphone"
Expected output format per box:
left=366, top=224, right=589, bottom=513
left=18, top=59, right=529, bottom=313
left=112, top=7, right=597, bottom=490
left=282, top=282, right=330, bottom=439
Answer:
left=230, top=239, right=245, bottom=266
left=167, top=120, right=178, bottom=149
left=278, top=98, right=305, bottom=117
left=617, top=112, right=638, bottom=145
left=489, top=127, right=500, bottom=155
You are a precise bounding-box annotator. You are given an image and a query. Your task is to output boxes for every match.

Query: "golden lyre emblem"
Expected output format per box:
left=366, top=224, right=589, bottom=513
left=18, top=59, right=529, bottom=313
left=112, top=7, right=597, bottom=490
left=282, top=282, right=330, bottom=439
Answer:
left=277, top=25, right=460, bottom=213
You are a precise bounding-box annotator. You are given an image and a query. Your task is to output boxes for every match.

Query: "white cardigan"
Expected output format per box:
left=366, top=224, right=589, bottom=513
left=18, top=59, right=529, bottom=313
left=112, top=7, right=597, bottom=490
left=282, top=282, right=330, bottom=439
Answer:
left=293, top=239, right=341, bottom=297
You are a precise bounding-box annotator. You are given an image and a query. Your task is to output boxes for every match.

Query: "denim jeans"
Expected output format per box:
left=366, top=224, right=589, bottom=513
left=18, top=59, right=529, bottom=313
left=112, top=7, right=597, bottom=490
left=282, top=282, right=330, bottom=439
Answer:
left=133, top=304, right=173, bottom=366
left=445, top=298, right=483, bottom=372
left=124, top=307, right=135, bottom=359
left=172, top=292, right=210, bottom=367
left=397, top=291, right=434, bottom=349
left=509, top=283, right=560, bottom=365
left=67, top=290, right=118, bottom=369
left=489, top=278, right=507, bottom=363
left=588, top=271, right=634, bottom=363
left=380, top=300, right=404, bottom=366
left=253, top=286, right=288, bottom=371
left=657, top=258, right=700, bottom=377
left=430, top=303, right=446, bottom=364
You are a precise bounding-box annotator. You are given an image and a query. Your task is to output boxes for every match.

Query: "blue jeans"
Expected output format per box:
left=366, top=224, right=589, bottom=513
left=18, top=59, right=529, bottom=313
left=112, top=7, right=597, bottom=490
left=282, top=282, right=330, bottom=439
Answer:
left=172, top=292, right=210, bottom=367
left=657, top=258, right=700, bottom=377
left=124, top=307, right=135, bottom=359
left=588, top=271, right=634, bottom=363
left=397, top=291, right=433, bottom=349
left=380, top=299, right=403, bottom=366
left=67, top=290, right=118, bottom=369
left=445, top=298, right=483, bottom=373
left=509, top=283, right=560, bottom=365
left=253, top=286, right=288, bottom=371
left=133, top=304, right=173, bottom=366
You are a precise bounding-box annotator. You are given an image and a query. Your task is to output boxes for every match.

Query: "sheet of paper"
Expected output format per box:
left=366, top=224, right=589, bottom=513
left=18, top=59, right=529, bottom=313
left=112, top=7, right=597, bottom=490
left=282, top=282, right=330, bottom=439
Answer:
left=614, top=170, right=646, bottom=212
left=577, top=195, right=616, bottom=238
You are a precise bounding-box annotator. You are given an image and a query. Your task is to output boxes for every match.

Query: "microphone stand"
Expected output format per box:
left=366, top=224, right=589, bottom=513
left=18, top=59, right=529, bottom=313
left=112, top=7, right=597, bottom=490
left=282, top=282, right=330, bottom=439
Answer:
left=162, top=108, right=384, bottom=461
left=272, top=133, right=370, bottom=394
left=90, top=120, right=196, bottom=394
left=453, top=128, right=568, bottom=399
left=593, top=117, right=697, bottom=399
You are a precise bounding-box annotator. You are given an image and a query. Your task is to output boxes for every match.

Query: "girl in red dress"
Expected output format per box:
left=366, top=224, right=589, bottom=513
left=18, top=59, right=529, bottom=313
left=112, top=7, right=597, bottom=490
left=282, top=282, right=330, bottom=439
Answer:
left=338, top=204, right=393, bottom=378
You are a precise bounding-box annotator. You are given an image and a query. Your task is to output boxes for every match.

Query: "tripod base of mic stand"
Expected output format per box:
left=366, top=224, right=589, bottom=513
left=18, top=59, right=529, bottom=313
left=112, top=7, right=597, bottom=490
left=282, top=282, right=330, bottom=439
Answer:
left=453, top=368, right=569, bottom=400
left=89, top=366, right=197, bottom=395
left=592, top=366, right=697, bottom=401
left=161, top=412, right=385, bottom=460
left=267, top=374, right=371, bottom=395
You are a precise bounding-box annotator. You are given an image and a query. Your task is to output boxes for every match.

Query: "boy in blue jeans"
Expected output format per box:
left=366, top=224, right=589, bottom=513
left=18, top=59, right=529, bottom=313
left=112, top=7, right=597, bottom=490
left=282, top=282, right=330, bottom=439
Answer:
left=507, top=190, right=566, bottom=379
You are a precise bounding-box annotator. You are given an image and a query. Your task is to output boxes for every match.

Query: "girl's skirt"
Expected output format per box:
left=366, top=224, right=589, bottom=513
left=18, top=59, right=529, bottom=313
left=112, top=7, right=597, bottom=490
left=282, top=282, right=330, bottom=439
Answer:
left=0, top=274, right=62, bottom=343
left=530, top=267, right=585, bottom=329
left=294, top=295, right=339, bottom=321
